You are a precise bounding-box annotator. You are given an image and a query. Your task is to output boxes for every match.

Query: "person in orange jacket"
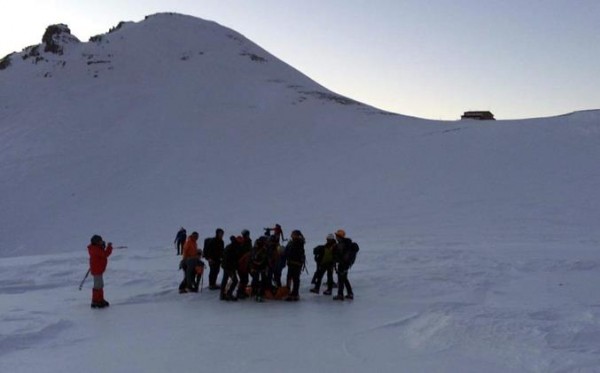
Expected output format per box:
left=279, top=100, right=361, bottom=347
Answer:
left=179, top=232, right=204, bottom=293
left=88, top=234, right=113, bottom=309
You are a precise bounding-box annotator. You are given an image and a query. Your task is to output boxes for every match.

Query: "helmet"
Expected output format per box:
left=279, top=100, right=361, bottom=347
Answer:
left=335, top=229, right=346, bottom=238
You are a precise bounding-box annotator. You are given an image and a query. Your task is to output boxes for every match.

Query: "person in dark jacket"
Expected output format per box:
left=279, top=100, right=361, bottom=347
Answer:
left=204, top=228, right=225, bottom=290
left=250, top=236, right=270, bottom=302
left=333, top=229, right=356, bottom=300
left=265, top=235, right=284, bottom=290
left=174, top=227, right=186, bottom=255
left=310, top=234, right=336, bottom=295
left=284, top=230, right=306, bottom=301
left=236, top=229, right=252, bottom=299
left=220, top=236, right=240, bottom=301
left=88, top=234, right=113, bottom=309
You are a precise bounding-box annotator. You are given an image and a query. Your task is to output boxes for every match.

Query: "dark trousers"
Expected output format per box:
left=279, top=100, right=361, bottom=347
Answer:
left=313, top=264, right=334, bottom=291
left=287, top=264, right=302, bottom=296
left=208, top=260, right=221, bottom=287
left=237, top=271, right=249, bottom=298
left=220, top=269, right=238, bottom=298
left=176, top=241, right=184, bottom=255
left=179, top=258, right=201, bottom=292
left=337, top=266, right=353, bottom=296
left=251, top=270, right=268, bottom=297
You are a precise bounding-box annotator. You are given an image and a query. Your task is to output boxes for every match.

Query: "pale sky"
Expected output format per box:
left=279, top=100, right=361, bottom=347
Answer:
left=1, top=0, right=598, bottom=120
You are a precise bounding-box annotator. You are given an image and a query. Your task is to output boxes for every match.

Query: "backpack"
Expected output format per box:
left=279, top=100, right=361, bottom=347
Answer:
left=346, top=240, right=359, bottom=267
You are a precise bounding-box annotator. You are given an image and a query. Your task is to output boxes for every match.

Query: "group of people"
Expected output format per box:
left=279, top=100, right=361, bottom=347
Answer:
left=174, top=225, right=359, bottom=302
left=84, top=225, right=359, bottom=310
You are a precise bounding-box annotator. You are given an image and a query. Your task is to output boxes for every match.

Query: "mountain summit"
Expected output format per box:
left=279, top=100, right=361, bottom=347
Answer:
left=1, top=13, right=366, bottom=110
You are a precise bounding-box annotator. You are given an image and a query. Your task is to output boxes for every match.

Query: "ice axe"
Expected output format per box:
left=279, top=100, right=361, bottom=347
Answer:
left=78, top=268, right=90, bottom=290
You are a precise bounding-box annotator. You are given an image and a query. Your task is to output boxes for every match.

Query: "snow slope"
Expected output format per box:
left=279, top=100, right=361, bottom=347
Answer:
left=1, top=13, right=600, bottom=372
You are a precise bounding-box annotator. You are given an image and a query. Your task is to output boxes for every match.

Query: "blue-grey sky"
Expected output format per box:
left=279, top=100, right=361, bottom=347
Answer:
left=1, top=0, right=598, bottom=120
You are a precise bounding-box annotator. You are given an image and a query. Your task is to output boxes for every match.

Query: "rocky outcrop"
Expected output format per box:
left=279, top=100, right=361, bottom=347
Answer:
left=42, top=24, right=80, bottom=55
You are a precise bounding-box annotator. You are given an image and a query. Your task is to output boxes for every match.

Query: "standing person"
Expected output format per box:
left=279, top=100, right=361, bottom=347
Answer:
left=179, top=232, right=203, bottom=293
left=285, top=230, right=306, bottom=301
left=250, top=236, right=269, bottom=302
left=220, top=236, right=240, bottom=301
left=88, top=235, right=113, bottom=309
left=333, top=229, right=359, bottom=301
left=236, top=229, right=252, bottom=299
left=310, top=234, right=336, bottom=295
left=204, top=228, right=225, bottom=290
left=174, top=227, right=187, bottom=256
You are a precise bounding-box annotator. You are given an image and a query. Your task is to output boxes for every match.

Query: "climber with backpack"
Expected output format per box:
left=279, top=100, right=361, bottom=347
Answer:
left=310, top=233, right=337, bottom=295
left=332, top=229, right=359, bottom=301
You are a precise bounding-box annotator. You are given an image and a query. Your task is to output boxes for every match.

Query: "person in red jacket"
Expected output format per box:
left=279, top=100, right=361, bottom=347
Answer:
left=88, top=234, right=113, bottom=309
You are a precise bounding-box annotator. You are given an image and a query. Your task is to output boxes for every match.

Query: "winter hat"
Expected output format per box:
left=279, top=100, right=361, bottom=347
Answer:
left=335, top=229, right=346, bottom=238
left=326, top=234, right=336, bottom=241
left=90, top=235, right=103, bottom=245
left=241, top=229, right=250, bottom=237
left=216, top=228, right=224, bottom=236
left=229, top=235, right=236, bottom=243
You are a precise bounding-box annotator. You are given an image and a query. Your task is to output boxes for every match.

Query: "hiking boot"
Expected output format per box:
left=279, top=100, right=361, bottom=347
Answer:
left=345, top=294, right=354, bottom=300
left=179, top=288, right=188, bottom=294
left=285, top=295, right=298, bottom=302
left=220, top=294, right=228, bottom=301
left=209, top=285, right=221, bottom=290
left=323, top=289, right=332, bottom=295
left=91, top=302, right=106, bottom=309
left=333, top=295, right=344, bottom=301
left=255, top=296, right=264, bottom=302
left=101, top=300, right=110, bottom=307
left=309, top=288, right=319, bottom=294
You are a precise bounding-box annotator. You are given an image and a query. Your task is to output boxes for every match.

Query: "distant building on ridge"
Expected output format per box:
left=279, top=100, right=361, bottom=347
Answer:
left=461, top=111, right=495, bottom=120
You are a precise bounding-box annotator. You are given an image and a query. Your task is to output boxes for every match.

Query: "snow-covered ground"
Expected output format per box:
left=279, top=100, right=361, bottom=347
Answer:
left=1, top=13, right=599, bottom=372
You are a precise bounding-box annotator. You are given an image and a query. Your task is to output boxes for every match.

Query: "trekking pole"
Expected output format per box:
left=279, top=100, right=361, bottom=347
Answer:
left=302, top=262, right=310, bottom=276
left=78, top=269, right=90, bottom=290
left=200, top=272, right=204, bottom=293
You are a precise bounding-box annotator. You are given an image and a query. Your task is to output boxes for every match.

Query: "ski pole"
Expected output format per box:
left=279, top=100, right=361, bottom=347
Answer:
left=78, top=269, right=90, bottom=290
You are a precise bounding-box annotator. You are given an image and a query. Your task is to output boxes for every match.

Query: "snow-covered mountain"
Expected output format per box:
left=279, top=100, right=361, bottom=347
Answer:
left=2, top=12, right=597, bottom=258
left=1, top=13, right=600, bottom=372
